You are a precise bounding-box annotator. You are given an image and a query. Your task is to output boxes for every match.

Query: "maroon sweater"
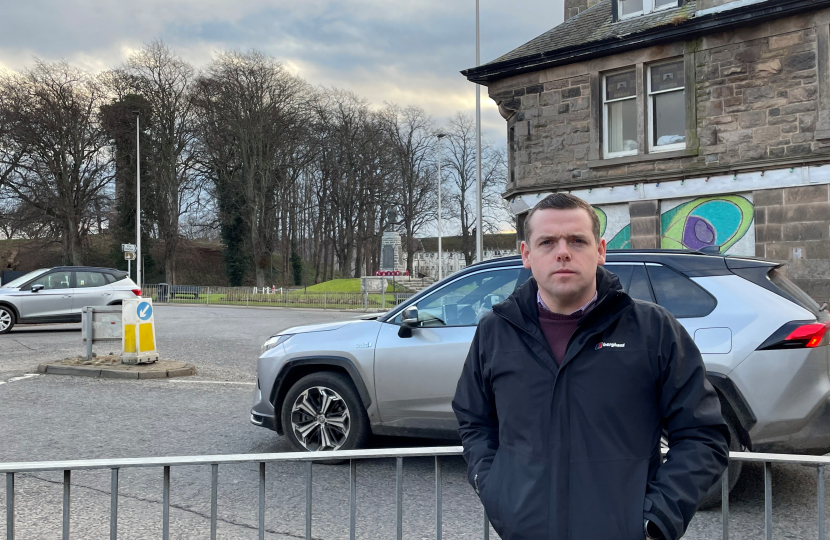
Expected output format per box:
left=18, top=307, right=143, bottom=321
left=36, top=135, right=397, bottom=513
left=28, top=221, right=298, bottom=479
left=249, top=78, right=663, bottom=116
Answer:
left=538, top=306, right=582, bottom=366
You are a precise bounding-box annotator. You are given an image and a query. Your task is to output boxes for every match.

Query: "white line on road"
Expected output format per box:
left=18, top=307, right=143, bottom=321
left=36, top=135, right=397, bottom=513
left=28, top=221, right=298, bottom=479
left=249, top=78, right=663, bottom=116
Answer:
left=165, top=379, right=256, bottom=386
left=0, top=374, right=40, bottom=386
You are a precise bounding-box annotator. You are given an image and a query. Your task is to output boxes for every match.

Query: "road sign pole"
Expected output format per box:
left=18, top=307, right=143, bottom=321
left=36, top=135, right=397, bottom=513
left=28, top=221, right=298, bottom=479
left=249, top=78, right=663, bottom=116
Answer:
left=136, top=114, right=142, bottom=291
left=127, top=259, right=131, bottom=280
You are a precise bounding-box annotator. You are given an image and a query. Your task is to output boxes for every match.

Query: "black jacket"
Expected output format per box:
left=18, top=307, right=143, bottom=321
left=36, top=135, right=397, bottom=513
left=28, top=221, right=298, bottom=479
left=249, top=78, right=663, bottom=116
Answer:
left=452, top=266, right=729, bottom=540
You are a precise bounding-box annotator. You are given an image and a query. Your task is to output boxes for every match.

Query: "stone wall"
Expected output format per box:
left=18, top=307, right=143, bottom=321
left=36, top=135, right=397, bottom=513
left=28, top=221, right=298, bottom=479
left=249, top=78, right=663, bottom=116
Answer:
left=697, top=27, right=822, bottom=165
left=754, top=184, right=830, bottom=304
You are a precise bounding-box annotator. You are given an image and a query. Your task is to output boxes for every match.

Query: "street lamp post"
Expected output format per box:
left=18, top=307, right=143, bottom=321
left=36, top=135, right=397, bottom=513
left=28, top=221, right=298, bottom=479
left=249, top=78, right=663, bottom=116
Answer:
left=436, top=132, right=446, bottom=280
left=475, top=0, right=484, bottom=264
left=135, top=111, right=142, bottom=290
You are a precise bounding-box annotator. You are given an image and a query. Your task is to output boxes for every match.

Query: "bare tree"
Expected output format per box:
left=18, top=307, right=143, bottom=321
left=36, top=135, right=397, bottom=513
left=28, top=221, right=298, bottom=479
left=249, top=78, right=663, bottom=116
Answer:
left=381, top=105, right=437, bottom=274
left=0, top=61, right=112, bottom=264
left=119, top=40, right=200, bottom=283
left=193, top=50, right=310, bottom=287
left=442, top=112, right=508, bottom=265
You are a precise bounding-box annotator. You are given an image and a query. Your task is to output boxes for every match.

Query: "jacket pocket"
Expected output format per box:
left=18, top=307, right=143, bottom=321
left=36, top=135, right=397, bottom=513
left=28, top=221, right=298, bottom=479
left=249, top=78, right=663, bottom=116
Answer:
left=569, top=457, right=649, bottom=540
left=481, top=445, right=550, bottom=540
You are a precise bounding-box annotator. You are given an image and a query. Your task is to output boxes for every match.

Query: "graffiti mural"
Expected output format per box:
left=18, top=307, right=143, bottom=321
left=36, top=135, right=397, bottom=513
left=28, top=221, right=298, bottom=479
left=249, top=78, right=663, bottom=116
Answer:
left=661, top=195, right=754, bottom=255
left=592, top=194, right=755, bottom=255
left=594, top=204, right=631, bottom=249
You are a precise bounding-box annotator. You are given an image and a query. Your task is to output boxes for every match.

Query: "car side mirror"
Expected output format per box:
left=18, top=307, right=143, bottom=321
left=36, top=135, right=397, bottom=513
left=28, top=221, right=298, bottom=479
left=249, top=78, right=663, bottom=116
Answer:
left=398, top=306, right=418, bottom=338
left=31, top=284, right=44, bottom=293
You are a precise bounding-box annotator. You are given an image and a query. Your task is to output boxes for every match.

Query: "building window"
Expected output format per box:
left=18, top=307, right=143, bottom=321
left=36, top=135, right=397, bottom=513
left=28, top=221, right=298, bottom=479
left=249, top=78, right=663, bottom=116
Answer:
left=603, top=69, right=638, bottom=158
left=619, top=0, right=677, bottom=19
left=647, top=59, right=685, bottom=152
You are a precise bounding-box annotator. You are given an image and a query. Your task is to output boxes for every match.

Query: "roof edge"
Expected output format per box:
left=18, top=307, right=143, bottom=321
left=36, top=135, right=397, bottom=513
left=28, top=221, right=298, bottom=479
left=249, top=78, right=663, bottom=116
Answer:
left=462, top=0, right=828, bottom=84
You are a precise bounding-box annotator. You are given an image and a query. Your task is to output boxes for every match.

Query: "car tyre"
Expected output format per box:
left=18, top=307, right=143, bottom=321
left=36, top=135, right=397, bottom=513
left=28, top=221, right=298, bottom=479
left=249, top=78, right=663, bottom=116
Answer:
left=0, top=306, right=15, bottom=334
left=281, top=372, right=370, bottom=454
left=697, top=416, right=742, bottom=510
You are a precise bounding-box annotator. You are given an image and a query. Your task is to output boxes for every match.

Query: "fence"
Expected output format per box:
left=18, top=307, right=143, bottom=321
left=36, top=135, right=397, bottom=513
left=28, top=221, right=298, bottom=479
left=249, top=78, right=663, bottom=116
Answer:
left=142, top=285, right=415, bottom=312
left=2, top=447, right=828, bottom=540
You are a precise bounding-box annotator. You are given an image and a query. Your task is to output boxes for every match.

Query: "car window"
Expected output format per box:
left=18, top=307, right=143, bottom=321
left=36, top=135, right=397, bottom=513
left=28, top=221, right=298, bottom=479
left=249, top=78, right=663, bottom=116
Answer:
left=629, top=265, right=655, bottom=303
left=405, top=268, right=521, bottom=327
left=3, top=268, right=49, bottom=288
left=29, top=270, right=72, bottom=290
left=75, top=271, right=107, bottom=288
left=646, top=264, right=716, bottom=318
left=104, top=273, right=117, bottom=284
left=767, top=267, right=821, bottom=315
left=605, top=263, right=654, bottom=302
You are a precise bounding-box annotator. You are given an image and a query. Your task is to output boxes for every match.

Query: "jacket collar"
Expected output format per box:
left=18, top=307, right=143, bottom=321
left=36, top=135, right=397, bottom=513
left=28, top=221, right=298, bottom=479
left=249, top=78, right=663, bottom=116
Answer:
left=492, top=265, right=632, bottom=374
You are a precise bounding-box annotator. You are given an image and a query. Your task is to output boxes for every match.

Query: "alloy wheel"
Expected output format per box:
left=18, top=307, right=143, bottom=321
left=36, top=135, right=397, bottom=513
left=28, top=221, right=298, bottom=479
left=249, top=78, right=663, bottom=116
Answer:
left=0, top=309, right=11, bottom=332
left=290, top=386, right=351, bottom=451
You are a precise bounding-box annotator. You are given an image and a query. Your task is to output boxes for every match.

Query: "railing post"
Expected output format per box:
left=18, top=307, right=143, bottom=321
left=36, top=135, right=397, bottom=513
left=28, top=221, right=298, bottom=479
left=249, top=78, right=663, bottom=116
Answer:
left=163, top=466, right=170, bottom=540
left=324, top=291, right=327, bottom=310
left=110, top=468, right=118, bottom=540
left=721, top=465, right=728, bottom=540
left=349, top=460, right=356, bottom=540
left=764, top=461, right=772, bottom=540
left=305, top=462, right=312, bottom=540
left=819, top=465, right=826, bottom=540
left=206, top=287, right=209, bottom=306
left=483, top=509, right=490, bottom=540
left=435, top=456, right=442, bottom=540
left=211, top=464, right=218, bottom=540
left=259, top=462, right=265, bottom=540
left=396, top=457, right=403, bottom=540
left=62, top=470, right=70, bottom=540
left=6, top=472, right=13, bottom=540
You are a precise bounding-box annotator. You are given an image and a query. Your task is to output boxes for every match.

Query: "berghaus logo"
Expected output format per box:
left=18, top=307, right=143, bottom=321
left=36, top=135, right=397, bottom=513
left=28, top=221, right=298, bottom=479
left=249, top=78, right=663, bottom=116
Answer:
left=596, top=342, right=625, bottom=349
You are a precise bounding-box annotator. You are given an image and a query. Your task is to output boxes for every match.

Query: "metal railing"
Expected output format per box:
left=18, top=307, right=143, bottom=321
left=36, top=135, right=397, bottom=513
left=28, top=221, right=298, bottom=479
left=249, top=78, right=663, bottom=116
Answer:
left=2, top=447, right=828, bottom=540
left=142, top=285, right=415, bottom=312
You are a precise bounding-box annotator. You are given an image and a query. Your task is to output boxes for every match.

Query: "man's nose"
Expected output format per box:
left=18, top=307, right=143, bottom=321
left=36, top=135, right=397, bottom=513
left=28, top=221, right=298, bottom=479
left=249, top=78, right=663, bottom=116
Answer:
left=554, top=239, right=571, bottom=260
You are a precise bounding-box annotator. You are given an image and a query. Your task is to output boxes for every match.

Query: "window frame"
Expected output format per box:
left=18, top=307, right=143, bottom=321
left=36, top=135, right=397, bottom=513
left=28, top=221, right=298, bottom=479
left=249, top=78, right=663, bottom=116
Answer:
left=647, top=59, right=687, bottom=153
left=619, top=0, right=678, bottom=20
left=602, top=67, right=639, bottom=159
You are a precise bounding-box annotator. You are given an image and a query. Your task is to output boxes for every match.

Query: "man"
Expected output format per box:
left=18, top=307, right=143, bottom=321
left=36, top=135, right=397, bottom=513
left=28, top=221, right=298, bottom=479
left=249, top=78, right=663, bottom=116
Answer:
left=452, top=193, right=729, bottom=540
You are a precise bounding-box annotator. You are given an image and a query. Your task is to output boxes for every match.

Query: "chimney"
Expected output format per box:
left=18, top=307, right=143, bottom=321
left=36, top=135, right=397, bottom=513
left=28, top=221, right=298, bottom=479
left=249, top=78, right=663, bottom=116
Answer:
left=565, top=0, right=600, bottom=20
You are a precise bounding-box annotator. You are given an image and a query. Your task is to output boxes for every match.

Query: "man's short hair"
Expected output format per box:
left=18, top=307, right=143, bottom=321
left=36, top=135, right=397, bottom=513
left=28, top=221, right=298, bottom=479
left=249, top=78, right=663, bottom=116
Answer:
left=523, top=193, right=601, bottom=244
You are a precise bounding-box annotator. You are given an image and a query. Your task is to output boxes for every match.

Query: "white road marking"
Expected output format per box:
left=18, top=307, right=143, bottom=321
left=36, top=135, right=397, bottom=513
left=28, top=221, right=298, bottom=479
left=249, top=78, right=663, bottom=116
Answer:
left=165, top=379, right=255, bottom=386
left=0, top=374, right=40, bottom=386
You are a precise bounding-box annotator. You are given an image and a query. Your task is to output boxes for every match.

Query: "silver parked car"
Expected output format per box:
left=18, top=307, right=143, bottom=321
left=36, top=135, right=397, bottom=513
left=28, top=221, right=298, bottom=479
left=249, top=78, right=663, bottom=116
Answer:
left=252, top=250, right=829, bottom=496
left=0, top=266, right=141, bottom=333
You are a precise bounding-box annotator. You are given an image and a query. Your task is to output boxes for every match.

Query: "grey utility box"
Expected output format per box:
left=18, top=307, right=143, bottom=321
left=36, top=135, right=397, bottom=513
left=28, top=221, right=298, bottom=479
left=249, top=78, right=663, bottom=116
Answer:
left=81, top=306, right=122, bottom=359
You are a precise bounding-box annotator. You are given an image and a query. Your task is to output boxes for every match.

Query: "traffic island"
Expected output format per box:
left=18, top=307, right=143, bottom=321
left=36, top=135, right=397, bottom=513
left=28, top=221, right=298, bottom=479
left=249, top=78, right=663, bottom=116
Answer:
left=37, top=355, right=196, bottom=380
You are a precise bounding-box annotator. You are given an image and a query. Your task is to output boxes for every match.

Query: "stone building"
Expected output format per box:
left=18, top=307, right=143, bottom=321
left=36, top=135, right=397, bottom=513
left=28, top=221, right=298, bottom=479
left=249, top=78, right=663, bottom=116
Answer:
left=463, top=0, right=830, bottom=304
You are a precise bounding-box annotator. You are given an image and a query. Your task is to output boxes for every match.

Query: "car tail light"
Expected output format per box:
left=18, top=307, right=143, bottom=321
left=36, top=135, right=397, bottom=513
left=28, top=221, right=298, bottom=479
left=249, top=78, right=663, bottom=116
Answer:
left=131, top=288, right=141, bottom=297
left=757, top=320, right=830, bottom=350
left=786, top=322, right=829, bottom=348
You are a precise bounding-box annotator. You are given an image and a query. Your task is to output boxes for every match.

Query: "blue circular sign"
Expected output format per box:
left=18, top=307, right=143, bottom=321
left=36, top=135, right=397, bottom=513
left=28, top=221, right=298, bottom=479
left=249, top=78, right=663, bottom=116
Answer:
left=137, top=302, right=153, bottom=321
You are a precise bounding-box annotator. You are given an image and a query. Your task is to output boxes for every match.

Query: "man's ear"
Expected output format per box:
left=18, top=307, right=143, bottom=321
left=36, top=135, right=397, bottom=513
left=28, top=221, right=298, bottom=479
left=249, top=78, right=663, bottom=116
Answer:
left=597, top=238, right=607, bottom=266
left=520, top=241, right=531, bottom=269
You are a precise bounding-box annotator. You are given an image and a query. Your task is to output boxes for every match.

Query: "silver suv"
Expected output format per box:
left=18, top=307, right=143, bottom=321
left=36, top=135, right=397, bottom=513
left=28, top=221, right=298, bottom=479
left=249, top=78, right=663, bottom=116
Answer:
left=0, top=266, right=140, bottom=333
left=252, top=250, right=829, bottom=494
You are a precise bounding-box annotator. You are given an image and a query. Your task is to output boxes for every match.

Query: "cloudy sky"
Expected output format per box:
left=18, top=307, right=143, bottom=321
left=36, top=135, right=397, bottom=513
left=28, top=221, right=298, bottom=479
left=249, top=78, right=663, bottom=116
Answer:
left=0, top=0, right=563, bottom=144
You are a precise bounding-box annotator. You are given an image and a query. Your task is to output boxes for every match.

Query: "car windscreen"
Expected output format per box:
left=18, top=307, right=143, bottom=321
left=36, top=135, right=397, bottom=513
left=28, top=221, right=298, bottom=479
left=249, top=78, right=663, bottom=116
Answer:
left=2, top=268, right=48, bottom=288
left=768, top=267, right=822, bottom=316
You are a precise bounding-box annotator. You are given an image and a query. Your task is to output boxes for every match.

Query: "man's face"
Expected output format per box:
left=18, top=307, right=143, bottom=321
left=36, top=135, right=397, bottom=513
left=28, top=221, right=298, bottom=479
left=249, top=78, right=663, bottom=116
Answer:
left=520, top=208, right=606, bottom=304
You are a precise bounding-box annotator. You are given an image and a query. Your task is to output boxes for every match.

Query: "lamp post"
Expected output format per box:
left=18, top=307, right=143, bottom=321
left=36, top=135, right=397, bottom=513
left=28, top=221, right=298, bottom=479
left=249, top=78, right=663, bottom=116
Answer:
left=134, top=111, right=142, bottom=290
left=475, top=0, right=484, bottom=264
left=436, top=132, right=446, bottom=280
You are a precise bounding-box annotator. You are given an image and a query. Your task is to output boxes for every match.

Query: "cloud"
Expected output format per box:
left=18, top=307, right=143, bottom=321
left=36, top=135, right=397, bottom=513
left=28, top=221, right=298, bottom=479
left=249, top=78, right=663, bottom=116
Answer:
left=0, top=0, right=564, bottom=143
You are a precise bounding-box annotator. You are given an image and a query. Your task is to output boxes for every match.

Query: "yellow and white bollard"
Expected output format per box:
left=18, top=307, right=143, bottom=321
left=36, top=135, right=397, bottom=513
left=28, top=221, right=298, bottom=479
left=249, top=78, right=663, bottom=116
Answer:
left=121, top=298, right=159, bottom=364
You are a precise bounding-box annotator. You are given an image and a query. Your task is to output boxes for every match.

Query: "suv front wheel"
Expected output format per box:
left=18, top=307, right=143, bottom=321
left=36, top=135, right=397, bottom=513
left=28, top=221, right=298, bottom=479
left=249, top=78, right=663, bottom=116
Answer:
left=281, top=372, right=369, bottom=452
left=0, top=305, right=15, bottom=334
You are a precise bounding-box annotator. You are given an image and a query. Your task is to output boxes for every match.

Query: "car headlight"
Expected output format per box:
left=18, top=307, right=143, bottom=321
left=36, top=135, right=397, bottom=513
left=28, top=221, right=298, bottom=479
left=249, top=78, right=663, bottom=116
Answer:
left=262, top=334, right=293, bottom=354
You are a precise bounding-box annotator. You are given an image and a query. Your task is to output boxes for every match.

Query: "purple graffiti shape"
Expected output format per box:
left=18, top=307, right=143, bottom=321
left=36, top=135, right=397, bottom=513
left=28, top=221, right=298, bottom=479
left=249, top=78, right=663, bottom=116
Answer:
left=683, top=216, right=716, bottom=249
